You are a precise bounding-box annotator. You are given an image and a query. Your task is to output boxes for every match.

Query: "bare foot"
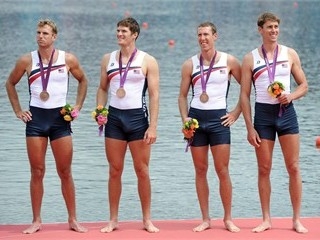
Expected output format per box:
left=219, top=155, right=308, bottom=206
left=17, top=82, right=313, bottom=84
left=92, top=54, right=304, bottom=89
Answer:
left=100, top=221, right=118, bottom=233
left=22, top=222, right=41, bottom=234
left=144, top=220, right=159, bottom=233
left=193, top=220, right=211, bottom=232
left=69, top=220, right=88, bottom=233
left=224, top=220, right=240, bottom=233
left=293, top=220, right=308, bottom=233
left=252, top=221, right=272, bottom=233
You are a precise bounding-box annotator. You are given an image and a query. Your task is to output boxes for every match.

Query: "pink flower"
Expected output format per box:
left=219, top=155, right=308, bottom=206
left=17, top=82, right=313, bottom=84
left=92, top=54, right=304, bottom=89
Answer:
left=71, top=109, right=79, bottom=119
left=97, top=115, right=107, bottom=125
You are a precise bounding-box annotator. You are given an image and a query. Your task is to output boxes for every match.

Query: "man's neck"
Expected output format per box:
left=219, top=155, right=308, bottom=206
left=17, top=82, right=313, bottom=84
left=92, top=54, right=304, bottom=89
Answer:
left=120, top=45, right=136, bottom=58
left=262, top=42, right=278, bottom=53
left=201, top=48, right=216, bottom=62
left=38, top=46, right=55, bottom=60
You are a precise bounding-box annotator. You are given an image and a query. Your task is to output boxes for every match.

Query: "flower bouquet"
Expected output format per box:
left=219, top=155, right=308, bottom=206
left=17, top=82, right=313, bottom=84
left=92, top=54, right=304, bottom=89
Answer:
left=182, top=117, right=199, bottom=152
left=92, top=105, right=108, bottom=136
left=60, top=103, right=79, bottom=121
left=267, top=81, right=285, bottom=98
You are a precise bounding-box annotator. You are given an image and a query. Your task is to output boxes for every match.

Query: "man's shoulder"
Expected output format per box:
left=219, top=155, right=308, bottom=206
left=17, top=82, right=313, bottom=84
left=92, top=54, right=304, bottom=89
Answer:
left=140, top=50, right=157, bottom=62
left=19, top=52, right=32, bottom=63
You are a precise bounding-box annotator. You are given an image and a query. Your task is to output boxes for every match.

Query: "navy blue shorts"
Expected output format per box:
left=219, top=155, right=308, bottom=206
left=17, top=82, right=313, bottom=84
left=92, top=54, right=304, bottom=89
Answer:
left=105, top=106, right=149, bottom=142
left=26, top=106, right=71, bottom=141
left=188, top=107, right=230, bottom=147
left=254, top=102, right=299, bottom=141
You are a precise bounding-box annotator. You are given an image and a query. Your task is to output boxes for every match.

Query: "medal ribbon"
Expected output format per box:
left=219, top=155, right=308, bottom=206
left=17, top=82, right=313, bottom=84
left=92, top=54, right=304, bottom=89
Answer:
left=199, top=50, right=217, bottom=94
left=262, top=45, right=284, bottom=116
left=38, top=49, right=55, bottom=92
left=261, top=45, right=278, bottom=83
left=119, top=48, right=137, bottom=88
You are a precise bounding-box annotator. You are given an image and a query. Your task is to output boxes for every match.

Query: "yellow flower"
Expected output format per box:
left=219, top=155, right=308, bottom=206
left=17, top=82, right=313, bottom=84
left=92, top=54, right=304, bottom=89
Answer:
left=91, top=111, right=97, bottom=119
left=192, top=119, right=199, bottom=129
left=63, top=115, right=72, bottom=122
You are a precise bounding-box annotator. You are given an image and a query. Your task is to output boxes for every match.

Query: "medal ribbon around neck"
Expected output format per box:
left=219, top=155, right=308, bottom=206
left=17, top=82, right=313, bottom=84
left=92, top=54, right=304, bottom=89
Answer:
left=199, top=50, right=217, bottom=95
left=262, top=45, right=284, bottom=117
left=261, top=45, right=278, bottom=83
left=38, top=49, right=55, bottom=94
left=119, top=48, right=137, bottom=89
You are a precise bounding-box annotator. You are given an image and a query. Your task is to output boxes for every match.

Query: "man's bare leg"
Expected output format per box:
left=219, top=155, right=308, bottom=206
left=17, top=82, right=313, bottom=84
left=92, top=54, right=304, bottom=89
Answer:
left=101, top=139, right=125, bottom=233
left=129, top=141, right=159, bottom=233
left=280, top=135, right=308, bottom=234
left=51, top=137, right=87, bottom=233
left=211, top=145, right=240, bottom=233
left=253, top=141, right=273, bottom=233
left=24, top=137, right=46, bottom=234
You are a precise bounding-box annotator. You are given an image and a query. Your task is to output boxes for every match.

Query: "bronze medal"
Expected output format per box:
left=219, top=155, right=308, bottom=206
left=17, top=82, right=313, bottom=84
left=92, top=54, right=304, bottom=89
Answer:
left=40, top=91, right=50, bottom=101
left=118, top=49, right=137, bottom=100
left=38, top=49, right=55, bottom=103
left=199, top=51, right=216, bottom=104
left=200, top=92, right=209, bottom=103
left=116, top=87, right=126, bottom=98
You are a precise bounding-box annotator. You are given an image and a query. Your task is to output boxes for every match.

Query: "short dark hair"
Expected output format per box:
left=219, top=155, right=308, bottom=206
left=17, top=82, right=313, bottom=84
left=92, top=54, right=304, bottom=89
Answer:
left=117, top=17, right=140, bottom=40
left=257, top=12, right=280, bottom=27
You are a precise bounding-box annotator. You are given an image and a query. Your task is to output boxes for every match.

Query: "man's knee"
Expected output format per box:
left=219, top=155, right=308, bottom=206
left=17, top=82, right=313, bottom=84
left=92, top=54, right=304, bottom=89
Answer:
left=31, top=167, right=45, bottom=179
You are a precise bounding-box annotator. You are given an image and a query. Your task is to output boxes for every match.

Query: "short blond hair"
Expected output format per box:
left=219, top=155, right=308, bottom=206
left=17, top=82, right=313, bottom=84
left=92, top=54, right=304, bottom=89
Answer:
left=37, top=19, right=58, bottom=34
